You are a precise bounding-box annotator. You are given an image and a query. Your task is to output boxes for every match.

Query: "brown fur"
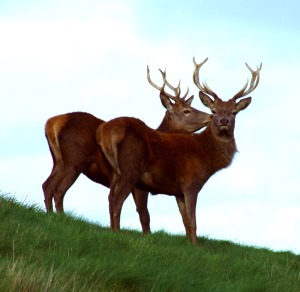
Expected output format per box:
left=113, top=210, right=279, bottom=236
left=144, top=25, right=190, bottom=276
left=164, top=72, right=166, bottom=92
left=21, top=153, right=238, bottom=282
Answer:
left=42, top=92, right=211, bottom=233
left=42, top=112, right=111, bottom=210
left=98, top=91, right=252, bottom=243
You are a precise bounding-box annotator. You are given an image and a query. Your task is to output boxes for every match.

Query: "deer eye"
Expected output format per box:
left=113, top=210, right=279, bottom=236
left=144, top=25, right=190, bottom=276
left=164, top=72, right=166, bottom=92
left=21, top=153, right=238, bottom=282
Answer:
left=232, top=110, right=237, bottom=116
left=211, top=109, right=217, bottom=114
left=183, top=110, right=191, bottom=114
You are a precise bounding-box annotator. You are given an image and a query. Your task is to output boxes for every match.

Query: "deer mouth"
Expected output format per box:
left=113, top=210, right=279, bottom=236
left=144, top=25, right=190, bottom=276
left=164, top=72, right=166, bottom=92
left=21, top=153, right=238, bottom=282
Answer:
left=197, top=115, right=212, bottom=130
left=219, top=125, right=230, bottom=131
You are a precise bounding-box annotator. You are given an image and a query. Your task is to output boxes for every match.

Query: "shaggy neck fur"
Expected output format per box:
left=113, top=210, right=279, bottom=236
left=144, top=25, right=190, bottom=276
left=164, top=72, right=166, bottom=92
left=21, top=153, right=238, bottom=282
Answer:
left=197, top=123, right=237, bottom=174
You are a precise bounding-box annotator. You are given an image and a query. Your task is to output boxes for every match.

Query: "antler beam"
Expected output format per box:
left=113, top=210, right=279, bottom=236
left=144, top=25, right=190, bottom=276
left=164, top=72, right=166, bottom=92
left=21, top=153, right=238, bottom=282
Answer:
left=192, top=57, right=219, bottom=99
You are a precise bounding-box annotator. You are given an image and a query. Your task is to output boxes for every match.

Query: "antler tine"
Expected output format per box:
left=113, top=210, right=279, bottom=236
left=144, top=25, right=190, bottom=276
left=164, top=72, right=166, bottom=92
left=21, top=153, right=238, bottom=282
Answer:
left=192, top=57, right=207, bottom=92
left=158, top=68, right=181, bottom=101
left=147, top=65, right=162, bottom=91
left=164, top=72, right=190, bottom=101
left=161, top=72, right=190, bottom=101
left=244, top=62, right=262, bottom=93
left=182, top=87, right=189, bottom=99
left=193, top=57, right=219, bottom=99
left=159, top=68, right=180, bottom=94
left=147, top=66, right=180, bottom=102
left=232, top=62, right=262, bottom=100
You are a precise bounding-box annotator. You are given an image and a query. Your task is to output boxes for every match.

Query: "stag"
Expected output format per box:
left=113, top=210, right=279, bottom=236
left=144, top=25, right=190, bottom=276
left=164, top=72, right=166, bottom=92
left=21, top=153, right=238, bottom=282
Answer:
left=97, top=58, right=262, bottom=243
left=42, top=67, right=211, bottom=233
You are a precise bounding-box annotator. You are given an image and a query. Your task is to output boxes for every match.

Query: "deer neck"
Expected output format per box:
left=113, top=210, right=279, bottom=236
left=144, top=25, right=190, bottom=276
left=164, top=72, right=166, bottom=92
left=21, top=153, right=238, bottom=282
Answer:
left=199, top=124, right=237, bottom=172
left=156, top=113, right=188, bottom=134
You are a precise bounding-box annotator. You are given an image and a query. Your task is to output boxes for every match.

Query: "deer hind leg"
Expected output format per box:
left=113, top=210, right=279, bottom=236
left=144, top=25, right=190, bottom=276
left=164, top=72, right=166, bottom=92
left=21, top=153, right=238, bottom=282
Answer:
left=175, top=196, right=191, bottom=240
left=105, top=131, right=147, bottom=232
left=42, top=164, right=80, bottom=213
left=132, top=189, right=151, bottom=234
left=42, top=162, right=64, bottom=212
left=113, top=182, right=133, bottom=231
left=52, top=167, right=80, bottom=213
left=109, top=172, right=139, bottom=232
left=42, top=174, right=55, bottom=213
left=107, top=172, right=120, bottom=230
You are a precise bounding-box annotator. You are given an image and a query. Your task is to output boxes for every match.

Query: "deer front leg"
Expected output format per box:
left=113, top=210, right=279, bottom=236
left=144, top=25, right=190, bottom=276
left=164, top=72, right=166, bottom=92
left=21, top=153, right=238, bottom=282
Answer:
left=175, top=196, right=191, bottom=240
left=184, top=192, right=198, bottom=243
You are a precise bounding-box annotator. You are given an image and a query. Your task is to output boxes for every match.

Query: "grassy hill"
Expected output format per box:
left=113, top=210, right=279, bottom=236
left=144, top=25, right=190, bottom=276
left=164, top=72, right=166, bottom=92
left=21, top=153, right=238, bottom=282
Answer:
left=0, top=194, right=299, bottom=291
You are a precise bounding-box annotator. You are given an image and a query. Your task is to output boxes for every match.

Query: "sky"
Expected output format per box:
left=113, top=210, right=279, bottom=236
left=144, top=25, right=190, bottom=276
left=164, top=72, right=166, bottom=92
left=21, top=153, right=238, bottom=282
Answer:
left=0, top=0, right=300, bottom=254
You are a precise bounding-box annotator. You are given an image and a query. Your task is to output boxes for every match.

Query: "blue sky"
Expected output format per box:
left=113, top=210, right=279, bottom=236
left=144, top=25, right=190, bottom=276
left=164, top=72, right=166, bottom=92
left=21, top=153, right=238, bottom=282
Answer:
left=1, top=0, right=300, bottom=254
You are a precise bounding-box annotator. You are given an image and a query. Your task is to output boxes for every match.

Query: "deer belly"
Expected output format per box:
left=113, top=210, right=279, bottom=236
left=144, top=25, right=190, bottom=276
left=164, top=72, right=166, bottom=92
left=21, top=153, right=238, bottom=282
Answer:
left=139, top=170, right=182, bottom=195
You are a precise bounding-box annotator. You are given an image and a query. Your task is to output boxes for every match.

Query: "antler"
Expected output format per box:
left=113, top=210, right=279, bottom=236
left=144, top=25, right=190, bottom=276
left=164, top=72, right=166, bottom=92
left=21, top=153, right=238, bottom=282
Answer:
left=232, top=62, right=262, bottom=100
left=192, top=57, right=219, bottom=99
left=147, top=66, right=189, bottom=101
left=193, top=58, right=262, bottom=101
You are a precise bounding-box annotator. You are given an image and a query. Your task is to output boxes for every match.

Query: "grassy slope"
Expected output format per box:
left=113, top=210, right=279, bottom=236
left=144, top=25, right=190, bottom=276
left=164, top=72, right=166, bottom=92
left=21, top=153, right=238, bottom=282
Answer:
left=0, top=194, right=299, bottom=291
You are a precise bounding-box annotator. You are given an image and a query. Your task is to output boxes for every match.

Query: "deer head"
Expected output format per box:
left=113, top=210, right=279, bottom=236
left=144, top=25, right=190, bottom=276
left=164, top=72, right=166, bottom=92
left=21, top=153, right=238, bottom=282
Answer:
left=193, top=57, right=262, bottom=140
left=147, top=66, right=211, bottom=133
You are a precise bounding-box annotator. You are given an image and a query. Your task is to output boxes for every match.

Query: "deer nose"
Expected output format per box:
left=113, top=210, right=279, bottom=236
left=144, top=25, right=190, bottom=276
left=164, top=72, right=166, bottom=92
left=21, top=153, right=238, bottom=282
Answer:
left=220, top=118, right=229, bottom=126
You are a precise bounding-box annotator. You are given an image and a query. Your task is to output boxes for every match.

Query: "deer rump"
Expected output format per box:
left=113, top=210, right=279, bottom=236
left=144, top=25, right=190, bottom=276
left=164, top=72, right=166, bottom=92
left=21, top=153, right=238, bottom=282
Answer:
left=45, top=112, right=110, bottom=186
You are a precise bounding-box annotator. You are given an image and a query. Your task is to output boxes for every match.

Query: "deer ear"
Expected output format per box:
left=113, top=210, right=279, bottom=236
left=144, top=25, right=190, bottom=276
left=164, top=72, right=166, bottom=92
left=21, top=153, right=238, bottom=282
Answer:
left=199, top=92, right=214, bottom=109
left=160, top=92, right=174, bottom=111
left=185, top=95, right=194, bottom=105
left=236, top=97, right=252, bottom=112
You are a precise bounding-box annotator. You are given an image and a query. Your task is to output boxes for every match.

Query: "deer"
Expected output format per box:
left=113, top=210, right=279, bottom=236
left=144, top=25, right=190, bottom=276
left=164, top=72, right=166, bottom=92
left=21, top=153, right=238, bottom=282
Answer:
left=97, top=57, right=262, bottom=243
left=42, top=66, right=211, bottom=234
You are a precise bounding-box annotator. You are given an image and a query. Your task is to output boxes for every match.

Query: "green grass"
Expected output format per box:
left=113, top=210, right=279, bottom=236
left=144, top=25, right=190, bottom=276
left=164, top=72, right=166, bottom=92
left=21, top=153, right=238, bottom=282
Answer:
left=0, top=193, right=299, bottom=291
